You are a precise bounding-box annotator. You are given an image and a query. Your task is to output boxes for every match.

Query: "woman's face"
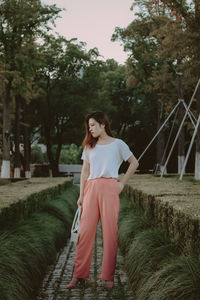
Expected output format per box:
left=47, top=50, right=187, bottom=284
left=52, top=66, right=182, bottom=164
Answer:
left=88, top=118, right=105, bottom=138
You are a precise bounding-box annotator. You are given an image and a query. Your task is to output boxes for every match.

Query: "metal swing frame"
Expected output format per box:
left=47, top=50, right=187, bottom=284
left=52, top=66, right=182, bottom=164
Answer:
left=161, top=78, right=200, bottom=178
left=138, top=78, right=200, bottom=179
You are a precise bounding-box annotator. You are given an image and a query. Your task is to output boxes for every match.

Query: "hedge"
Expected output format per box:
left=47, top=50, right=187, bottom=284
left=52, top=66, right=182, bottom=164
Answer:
left=124, top=184, right=200, bottom=255
left=0, top=179, right=72, bottom=230
left=0, top=183, right=78, bottom=300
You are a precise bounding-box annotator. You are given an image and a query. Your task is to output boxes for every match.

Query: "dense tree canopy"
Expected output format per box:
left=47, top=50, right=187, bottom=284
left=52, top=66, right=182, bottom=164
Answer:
left=0, top=0, right=199, bottom=177
left=112, top=0, right=200, bottom=173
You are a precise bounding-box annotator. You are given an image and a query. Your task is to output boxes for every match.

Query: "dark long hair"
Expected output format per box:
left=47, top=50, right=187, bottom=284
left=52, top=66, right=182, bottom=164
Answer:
left=82, top=111, right=114, bottom=148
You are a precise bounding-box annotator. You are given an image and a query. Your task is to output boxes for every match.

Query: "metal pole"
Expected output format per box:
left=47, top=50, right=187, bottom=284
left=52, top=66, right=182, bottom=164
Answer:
left=179, top=114, right=200, bottom=180
left=182, top=100, right=197, bottom=127
left=161, top=77, right=200, bottom=177
left=138, top=100, right=180, bottom=161
left=177, top=72, right=185, bottom=175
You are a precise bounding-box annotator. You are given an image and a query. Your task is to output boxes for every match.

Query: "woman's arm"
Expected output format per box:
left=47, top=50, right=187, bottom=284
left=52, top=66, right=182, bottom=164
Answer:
left=118, top=155, right=139, bottom=193
left=77, top=160, right=90, bottom=206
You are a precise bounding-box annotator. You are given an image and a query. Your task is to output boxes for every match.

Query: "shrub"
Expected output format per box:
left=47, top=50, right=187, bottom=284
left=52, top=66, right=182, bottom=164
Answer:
left=31, top=144, right=46, bottom=164
left=0, top=185, right=78, bottom=300
left=118, top=208, right=152, bottom=255
left=126, top=228, right=180, bottom=292
left=119, top=190, right=200, bottom=300
left=59, top=144, right=82, bottom=164
left=137, top=255, right=200, bottom=300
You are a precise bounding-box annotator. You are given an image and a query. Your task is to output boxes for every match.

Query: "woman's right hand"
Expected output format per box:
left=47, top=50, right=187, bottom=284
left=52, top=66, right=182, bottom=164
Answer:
left=77, top=196, right=83, bottom=207
left=118, top=181, right=124, bottom=194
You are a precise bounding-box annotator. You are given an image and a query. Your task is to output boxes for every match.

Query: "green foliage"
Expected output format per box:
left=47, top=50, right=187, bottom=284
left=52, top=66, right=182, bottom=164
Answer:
left=0, top=180, right=72, bottom=230
left=31, top=34, right=104, bottom=175
left=41, top=188, right=78, bottom=227
left=32, top=164, right=50, bottom=177
left=137, top=255, right=200, bottom=300
left=0, top=0, right=62, bottom=94
left=0, top=185, right=78, bottom=300
left=0, top=179, right=10, bottom=186
left=0, top=0, right=62, bottom=169
left=124, top=183, right=200, bottom=254
left=118, top=196, right=153, bottom=255
left=112, top=0, right=200, bottom=170
left=31, top=144, right=46, bottom=164
left=1, top=0, right=199, bottom=176
left=59, top=144, right=82, bottom=164
left=119, top=186, right=200, bottom=299
left=99, top=62, right=138, bottom=140
left=126, top=228, right=180, bottom=292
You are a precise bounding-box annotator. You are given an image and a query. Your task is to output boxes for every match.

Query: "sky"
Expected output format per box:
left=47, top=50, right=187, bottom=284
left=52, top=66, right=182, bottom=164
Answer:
left=42, top=0, right=135, bottom=64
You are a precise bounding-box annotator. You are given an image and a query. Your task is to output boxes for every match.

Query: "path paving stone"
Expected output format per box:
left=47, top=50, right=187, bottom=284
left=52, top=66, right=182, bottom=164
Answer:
left=37, top=224, right=134, bottom=300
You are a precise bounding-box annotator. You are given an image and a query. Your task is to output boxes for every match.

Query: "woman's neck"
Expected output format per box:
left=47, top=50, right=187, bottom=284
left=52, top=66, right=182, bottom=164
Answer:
left=97, top=133, right=114, bottom=145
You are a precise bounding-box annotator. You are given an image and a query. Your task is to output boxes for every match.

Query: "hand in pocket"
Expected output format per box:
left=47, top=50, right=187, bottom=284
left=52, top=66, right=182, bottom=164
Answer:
left=118, top=181, right=124, bottom=194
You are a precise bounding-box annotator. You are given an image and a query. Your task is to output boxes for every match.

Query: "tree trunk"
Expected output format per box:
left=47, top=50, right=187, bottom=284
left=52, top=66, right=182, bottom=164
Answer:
left=156, top=101, right=166, bottom=174
left=55, top=141, right=62, bottom=177
left=55, top=122, right=65, bottom=177
left=45, top=123, right=60, bottom=177
left=194, top=0, right=200, bottom=179
left=1, top=80, right=12, bottom=178
left=177, top=73, right=185, bottom=174
left=22, top=99, right=31, bottom=178
left=45, top=122, right=53, bottom=176
left=46, top=137, right=59, bottom=177
left=44, top=79, right=62, bottom=177
left=14, top=96, right=21, bottom=178
left=195, top=85, right=200, bottom=180
left=45, top=121, right=64, bottom=177
left=52, top=159, right=59, bottom=177
left=45, top=80, right=54, bottom=176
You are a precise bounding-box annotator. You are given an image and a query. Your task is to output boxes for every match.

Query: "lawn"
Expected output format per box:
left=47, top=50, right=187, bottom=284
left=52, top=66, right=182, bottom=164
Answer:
left=128, top=174, right=200, bottom=217
left=0, top=177, right=72, bottom=211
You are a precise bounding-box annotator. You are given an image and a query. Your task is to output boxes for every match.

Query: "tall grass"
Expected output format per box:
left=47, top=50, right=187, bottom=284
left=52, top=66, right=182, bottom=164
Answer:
left=137, top=255, right=200, bottom=300
left=125, top=228, right=180, bottom=292
left=0, top=185, right=78, bottom=300
left=118, top=194, right=154, bottom=255
left=118, top=194, right=200, bottom=299
left=118, top=210, right=152, bottom=255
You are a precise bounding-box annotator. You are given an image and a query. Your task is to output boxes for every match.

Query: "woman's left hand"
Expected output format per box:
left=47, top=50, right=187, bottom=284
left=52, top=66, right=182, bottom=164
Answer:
left=118, top=181, right=124, bottom=194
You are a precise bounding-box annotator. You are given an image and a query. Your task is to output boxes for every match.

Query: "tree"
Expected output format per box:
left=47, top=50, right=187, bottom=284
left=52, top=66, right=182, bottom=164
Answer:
left=112, top=12, right=169, bottom=171
left=33, top=35, right=102, bottom=176
left=59, top=144, right=82, bottom=164
left=113, top=0, right=200, bottom=174
left=158, top=0, right=200, bottom=178
left=0, top=0, right=61, bottom=178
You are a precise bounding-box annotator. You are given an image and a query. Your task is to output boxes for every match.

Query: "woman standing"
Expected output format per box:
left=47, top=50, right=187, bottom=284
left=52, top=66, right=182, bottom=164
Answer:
left=67, top=111, right=139, bottom=289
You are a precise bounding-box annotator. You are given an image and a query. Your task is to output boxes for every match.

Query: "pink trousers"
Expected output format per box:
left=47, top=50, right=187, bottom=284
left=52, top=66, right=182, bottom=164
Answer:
left=73, top=177, right=120, bottom=281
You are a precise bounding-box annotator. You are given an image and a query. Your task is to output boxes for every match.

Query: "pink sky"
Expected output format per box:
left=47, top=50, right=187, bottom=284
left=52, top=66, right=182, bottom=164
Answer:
left=42, top=0, right=135, bottom=64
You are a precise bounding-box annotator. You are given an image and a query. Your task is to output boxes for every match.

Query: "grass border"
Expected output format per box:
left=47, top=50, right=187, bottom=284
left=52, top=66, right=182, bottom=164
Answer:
left=0, top=184, right=78, bottom=300
left=0, top=180, right=72, bottom=230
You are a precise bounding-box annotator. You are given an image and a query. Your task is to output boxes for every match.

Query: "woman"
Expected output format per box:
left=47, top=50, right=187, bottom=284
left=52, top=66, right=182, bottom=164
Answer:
left=67, top=111, right=139, bottom=289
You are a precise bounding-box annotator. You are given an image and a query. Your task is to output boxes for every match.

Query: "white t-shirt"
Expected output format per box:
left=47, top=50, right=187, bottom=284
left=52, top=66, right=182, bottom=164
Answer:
left=81, top=138, right=133, bottom=180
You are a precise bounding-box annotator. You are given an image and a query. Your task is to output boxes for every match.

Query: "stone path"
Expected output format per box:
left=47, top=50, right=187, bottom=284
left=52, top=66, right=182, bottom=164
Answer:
left=37, top=224, right=134, bottom=300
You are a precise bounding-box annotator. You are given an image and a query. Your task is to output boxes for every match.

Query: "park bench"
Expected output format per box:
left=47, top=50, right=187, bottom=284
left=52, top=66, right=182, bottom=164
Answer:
left=58, top=164, right=82, bottom=184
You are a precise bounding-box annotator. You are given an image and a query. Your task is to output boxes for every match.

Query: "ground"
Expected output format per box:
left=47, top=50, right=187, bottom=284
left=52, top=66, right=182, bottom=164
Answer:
left=0, top=177, right=71, bottom=210
left=37, top=224, right=134, bottom=300
left=1, top=175, right=199, bottom=299
left=127, top=174, right=200, bottom=218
